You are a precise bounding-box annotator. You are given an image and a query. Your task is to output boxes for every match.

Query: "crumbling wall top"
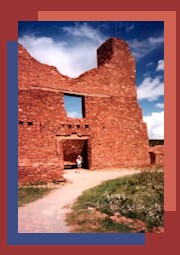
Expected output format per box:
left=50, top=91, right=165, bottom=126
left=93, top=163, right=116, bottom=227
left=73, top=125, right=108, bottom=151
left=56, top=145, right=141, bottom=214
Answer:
left=97, top=37, right=133, bottom=67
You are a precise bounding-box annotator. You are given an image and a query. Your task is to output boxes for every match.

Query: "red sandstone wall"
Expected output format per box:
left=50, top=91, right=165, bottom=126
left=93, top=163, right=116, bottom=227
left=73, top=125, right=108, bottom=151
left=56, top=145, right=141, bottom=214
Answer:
left=18, top=38, right=150, bottom=184
left=18, top=38, right=137, bottom=98
left=149, top=145, right=164, bottom=168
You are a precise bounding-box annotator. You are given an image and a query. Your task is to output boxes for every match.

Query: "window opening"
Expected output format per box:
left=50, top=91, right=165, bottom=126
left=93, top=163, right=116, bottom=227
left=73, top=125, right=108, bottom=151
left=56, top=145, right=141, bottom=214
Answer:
left=64, top=94, right=85, bottom=118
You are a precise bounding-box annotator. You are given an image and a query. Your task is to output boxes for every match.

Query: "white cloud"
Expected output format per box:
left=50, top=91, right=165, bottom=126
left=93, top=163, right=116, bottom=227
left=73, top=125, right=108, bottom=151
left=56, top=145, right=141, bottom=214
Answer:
left=18, top=24, right=106, bottom=78
left=143, top=111, right=164, bottom=139
left=62, top=23, right=105, bottom=44
left=156, top=103, right=164, bottom=109
left=148, top=37, right=164, bottom=45
left=146, top=62, right=153, bottom=67
left=137, top=76, right=164, bottom=101
left=125, top=24, right=135, bottom=32
left=156, top=59, right=164, bottom=71
left=128, top=36, right=164, bottom=61
left=19, top=35, right=98, bottom=78
left=117, top=22, right=135, bottom=33
left=67, top=111, right=82, bottom=118
left=143, top=71, right=151, bottom=77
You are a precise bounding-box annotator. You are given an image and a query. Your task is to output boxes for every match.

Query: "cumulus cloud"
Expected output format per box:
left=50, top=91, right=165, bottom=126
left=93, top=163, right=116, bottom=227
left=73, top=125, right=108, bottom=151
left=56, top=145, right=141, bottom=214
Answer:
left=137, top=76, right=164, bottom=101
left=67, top=111, right=82, bottom=118
left=156, top=59, right=164, bottom=71
left=128, top=36, right=164, bottom=61
left=156, top=103, right=164, bottom=109
left=18, top=24, right=106, bottom=78
left=143, top=111, right=164, bottom=139
left=19, top=35, right=98, bottom=78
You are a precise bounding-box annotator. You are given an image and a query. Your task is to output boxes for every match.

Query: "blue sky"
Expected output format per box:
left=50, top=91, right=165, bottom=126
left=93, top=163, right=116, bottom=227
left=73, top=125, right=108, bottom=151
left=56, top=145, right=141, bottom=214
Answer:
left=18, top=21, right=164, bottom=139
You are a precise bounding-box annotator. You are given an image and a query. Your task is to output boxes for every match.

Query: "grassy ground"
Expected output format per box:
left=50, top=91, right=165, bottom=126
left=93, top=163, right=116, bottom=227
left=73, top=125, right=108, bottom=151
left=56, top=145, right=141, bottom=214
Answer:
left=18, top=187, right=52, bottom=207
left=66, top=169, right=164, bottom=232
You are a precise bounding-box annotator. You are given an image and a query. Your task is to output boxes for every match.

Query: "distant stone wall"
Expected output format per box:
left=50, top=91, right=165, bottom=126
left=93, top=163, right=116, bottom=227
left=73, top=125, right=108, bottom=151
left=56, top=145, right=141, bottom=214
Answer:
left=149, top=145, right=164, bottom=168
left=18, top=37, right=150, bottom=184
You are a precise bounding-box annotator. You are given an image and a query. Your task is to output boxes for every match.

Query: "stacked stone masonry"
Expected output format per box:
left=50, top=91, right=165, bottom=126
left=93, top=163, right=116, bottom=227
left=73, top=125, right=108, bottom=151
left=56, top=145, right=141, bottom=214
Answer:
left=149, top=145, right=164, bottom=168
left=18, top=38, right=151, bottom=185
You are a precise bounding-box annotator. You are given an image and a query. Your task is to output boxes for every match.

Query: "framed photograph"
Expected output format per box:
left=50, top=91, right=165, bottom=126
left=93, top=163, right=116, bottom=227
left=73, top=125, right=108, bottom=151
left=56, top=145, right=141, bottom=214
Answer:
left=0, top=7, right=177, bottom=255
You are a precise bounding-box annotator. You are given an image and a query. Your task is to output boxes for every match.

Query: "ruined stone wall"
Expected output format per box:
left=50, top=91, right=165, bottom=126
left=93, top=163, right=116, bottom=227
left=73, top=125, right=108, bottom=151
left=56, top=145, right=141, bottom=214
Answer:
left=18, top=37, right=150, bottom=184
left=149, top=145, right=164, bottom=168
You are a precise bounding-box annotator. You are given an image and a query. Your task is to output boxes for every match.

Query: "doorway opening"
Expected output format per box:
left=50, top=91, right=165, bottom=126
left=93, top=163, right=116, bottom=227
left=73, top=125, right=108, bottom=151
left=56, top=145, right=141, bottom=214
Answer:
left=149, top=151, right=156, bottom=165
left=62, top=139, right=89, bottom=170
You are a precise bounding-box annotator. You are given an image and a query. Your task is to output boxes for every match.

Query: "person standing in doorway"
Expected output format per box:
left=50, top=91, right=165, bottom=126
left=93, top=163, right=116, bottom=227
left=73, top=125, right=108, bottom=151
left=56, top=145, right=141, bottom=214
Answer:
left=76, top=155, right=83, bottom=169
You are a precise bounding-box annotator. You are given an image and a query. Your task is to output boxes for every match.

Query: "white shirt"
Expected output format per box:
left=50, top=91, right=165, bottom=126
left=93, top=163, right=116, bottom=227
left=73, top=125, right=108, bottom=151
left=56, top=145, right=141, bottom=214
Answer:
left=76, top=159, right=82, bottom=164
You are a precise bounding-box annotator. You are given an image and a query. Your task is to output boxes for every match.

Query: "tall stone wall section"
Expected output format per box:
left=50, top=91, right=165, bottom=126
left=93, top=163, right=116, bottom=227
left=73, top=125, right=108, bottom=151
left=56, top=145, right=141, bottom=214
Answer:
left=18, top=38, right=150, bottom=185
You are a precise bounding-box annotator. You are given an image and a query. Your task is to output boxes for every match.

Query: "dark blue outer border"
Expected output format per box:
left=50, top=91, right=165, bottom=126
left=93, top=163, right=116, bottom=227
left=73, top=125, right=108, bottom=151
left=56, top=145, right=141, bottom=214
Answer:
left=7, top=41, right=145, bottom=245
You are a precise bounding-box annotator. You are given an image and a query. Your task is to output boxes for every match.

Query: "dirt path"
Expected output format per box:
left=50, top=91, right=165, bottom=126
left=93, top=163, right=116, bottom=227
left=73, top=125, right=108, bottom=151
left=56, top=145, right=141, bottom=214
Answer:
left=18, top=169, right=140, bottom=233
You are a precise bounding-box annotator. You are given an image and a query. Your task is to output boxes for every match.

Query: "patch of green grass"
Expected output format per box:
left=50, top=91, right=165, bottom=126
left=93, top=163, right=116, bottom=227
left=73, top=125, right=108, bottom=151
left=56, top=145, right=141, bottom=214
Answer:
left=18, top=187, right=52, bottom=207
left=28, top=181, right=48, bottom=186
left=66, top=209, right=133, bottom=233
left=101, top=218, right=132, bottom=232
left=66, top=170, right=164, bottom=232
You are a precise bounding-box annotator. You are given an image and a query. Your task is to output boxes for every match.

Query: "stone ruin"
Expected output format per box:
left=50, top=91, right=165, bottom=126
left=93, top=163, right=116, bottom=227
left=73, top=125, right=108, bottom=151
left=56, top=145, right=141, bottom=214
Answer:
left=18, top=37, right=151, bottom=185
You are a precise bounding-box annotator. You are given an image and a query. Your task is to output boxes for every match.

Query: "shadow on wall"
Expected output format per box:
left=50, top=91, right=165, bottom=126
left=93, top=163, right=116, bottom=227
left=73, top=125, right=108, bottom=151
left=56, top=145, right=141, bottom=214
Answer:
left=63, top=139, right=89, bottom=169
left=82, top=141, right=88, bottom=169
left=149, top=151, right=156, bottom=165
